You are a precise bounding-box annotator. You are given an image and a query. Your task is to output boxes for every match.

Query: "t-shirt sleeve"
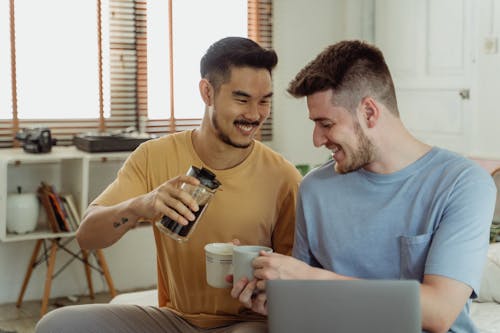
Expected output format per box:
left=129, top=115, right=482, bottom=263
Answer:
left=92, top=142, right=150, bottom=207
left=424, top=168, right=496, bottom=298
left=292, top=188, right=322, bottom=267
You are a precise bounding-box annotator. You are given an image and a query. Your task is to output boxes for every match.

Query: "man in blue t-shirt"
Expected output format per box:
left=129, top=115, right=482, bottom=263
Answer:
left=231, top=40, right=496, bottom=333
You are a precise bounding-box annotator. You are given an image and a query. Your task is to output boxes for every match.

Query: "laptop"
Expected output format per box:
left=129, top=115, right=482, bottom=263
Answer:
left=267, top=279, right=421, bottom=333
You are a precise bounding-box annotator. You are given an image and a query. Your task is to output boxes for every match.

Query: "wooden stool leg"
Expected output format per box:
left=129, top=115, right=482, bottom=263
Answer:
left=16, top=239, right=43, bottom=308
left=95, top=249, right=117, bottom=298
left=82, top=250, right=95, bottom=299
left=40, top=240, right=58, bottom=316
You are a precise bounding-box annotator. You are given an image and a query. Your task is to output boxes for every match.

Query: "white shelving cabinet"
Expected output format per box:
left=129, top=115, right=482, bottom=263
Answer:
left=0, top=146, right=131, bottom=315
left=0, top=146, right=130, bottom=242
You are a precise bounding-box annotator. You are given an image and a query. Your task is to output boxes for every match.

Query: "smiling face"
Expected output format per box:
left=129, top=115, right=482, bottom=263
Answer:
left=207, top=66, right=273, bottom=149
left=308, top=89, right=376, bottom=174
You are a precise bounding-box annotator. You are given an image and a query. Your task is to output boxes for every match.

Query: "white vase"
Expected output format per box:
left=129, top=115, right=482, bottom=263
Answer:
left=6, top=193, right=40, bottom=234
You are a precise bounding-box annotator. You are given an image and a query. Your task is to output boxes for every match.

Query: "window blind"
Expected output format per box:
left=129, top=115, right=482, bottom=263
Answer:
left=108, top=0, right=146, bottom=133
left=144, top=0, right=273, bottom=141
left=2, top=0, right=102, bottom=148
left=0, top=0, right=274, bottom=148
left=248, top=0, right=273, bottom=141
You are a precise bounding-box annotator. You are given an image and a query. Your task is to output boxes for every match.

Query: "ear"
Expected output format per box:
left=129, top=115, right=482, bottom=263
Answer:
left=359, top=97, right=380, bottom=128
left=199, top=79, right=214, bottom=106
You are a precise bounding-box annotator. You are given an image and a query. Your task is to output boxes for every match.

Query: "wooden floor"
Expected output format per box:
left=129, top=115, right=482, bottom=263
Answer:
left=0, top=292, right=113, bottom=333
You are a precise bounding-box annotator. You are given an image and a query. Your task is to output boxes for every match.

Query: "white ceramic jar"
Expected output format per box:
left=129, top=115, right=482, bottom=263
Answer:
left=6, top=192, right=40, bottom=234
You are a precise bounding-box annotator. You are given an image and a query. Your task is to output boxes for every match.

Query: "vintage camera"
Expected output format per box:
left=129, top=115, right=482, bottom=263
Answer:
left=15, top=127, right=57, bottom=153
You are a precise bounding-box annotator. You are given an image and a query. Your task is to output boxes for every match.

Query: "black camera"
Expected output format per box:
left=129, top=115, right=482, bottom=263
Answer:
left=15, top=127, right=57, bottom=153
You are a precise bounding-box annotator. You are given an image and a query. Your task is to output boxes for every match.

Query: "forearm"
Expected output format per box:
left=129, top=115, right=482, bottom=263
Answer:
left=305, top=266, right=355, bottom=280
left=420, top=285, right=451, bottom=333
left=76, top=198, right=144, bottom=250
left=256, top=253, right=355, bottom=281
left=420, top=275, right=472, bottom=333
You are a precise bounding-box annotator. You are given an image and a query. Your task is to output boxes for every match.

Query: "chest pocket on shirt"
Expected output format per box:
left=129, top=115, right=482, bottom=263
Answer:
left=399, top=232, right=433, bottom=281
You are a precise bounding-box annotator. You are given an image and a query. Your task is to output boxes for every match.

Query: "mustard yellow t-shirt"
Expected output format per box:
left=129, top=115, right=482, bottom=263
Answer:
left=93, top=130, right=302, bottom=328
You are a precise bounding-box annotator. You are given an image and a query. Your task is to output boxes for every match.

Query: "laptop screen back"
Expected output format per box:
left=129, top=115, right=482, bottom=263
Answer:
left=267, top=279, right=421, bottom=333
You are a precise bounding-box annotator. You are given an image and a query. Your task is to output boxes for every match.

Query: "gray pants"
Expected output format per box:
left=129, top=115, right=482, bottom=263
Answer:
left=35, top=304, right=267, bottom=333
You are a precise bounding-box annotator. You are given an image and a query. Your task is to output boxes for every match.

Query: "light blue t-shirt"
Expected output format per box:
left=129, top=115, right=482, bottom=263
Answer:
left=293, top=147, right=496, bottom=333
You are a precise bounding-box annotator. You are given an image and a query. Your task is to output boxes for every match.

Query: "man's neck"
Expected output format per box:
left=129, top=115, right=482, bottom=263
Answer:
left=191, top=128, right=254, bottom=170
left=364, top=123, right=432, bottom=175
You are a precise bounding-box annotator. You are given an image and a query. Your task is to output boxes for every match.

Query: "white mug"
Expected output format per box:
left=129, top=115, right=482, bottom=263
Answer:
left=204, top=243, right=234, bottom=288
left=232, top=245, right=273, bottom=284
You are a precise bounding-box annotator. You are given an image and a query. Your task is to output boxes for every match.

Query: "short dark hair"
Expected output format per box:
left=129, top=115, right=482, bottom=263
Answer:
left=200, top=37, right=278, bottom=91
left=287, top=40, right=399, bottom=116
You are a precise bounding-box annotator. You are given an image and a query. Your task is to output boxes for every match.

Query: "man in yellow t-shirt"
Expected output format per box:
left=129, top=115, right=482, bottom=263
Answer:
left=36, top=37, right=301, bottom=333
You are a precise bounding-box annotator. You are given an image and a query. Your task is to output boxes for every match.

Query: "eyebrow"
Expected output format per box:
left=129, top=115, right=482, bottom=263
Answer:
left=232, top=90, right=273, bottom=99
left=309, top=117, right=331, bottom=122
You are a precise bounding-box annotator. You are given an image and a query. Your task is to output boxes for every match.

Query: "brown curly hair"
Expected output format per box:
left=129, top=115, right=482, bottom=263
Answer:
left=287, top=40, right=399, bottom=116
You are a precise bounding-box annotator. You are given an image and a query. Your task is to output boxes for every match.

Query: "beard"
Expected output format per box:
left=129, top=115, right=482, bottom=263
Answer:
left=210, top=105, right=255, bottom=149
left=335, top=120, right=376, bottom=174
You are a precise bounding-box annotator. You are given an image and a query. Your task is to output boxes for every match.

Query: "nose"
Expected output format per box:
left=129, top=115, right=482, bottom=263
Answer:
left=312, top=125, right=327, bottom=148
left=245, top=102, right=268, bottom=122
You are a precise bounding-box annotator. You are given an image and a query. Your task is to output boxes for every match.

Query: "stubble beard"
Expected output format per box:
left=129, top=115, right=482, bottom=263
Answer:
left=210, top=105, right=254, bottom=149
left=335, top=120, right=376, bottom=174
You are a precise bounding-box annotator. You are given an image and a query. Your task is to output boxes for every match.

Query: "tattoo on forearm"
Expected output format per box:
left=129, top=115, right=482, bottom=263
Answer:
left=112, top=217, right=130, bottom=229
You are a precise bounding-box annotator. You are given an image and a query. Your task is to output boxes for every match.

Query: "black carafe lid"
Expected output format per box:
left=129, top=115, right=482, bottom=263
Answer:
left=193, top=166, right=221, bottom=190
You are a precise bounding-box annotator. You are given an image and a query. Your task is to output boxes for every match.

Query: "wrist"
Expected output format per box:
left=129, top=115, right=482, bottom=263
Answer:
left=126, top=196, right=148, bottom=221
left=308, top=266, right=340, bottom=280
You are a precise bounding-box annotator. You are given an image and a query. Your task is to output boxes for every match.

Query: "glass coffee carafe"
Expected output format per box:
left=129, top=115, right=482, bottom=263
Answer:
left=156, top=166, right=221, bottom=242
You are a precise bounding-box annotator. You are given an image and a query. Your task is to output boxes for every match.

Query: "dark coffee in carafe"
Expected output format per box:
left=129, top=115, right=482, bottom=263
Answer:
left=156, top=166, right=221, bottom=241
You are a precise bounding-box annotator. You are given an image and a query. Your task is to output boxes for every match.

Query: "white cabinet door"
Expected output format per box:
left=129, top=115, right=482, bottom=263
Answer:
left=373, top=0, right=475, bottom=154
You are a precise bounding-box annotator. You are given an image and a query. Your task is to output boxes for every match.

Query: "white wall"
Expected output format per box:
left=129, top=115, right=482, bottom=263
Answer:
left=471, top=0, right=500, bottom=159
left=269, top=0, right=348, bottom=166
left=271, top=0, right=500, bottom=163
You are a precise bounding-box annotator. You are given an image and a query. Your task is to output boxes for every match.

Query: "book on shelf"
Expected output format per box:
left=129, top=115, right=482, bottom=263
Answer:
left=37, top=182, right=76, bottom=233
left=50, top=184, right=72, bottom=229
left=61, top=194, right=80, bottom=229
left=48, top=192, right=70, bottom=232
left=37, top=184, right=60, bottom=233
